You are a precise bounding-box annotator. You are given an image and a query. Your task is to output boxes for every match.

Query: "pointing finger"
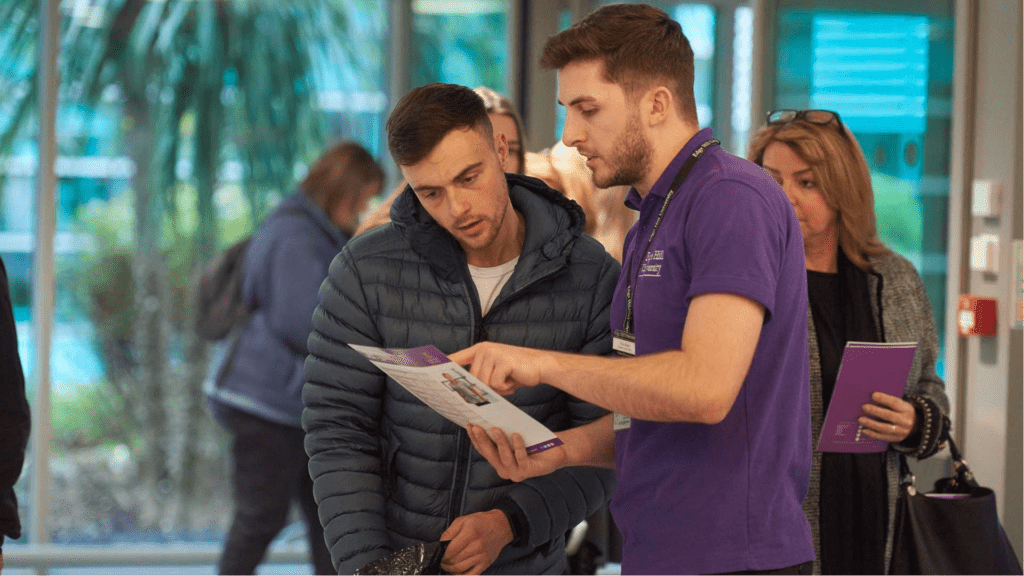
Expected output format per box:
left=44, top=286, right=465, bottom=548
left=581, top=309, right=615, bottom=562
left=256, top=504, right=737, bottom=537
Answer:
left=448, top=346, right=476, bottom=368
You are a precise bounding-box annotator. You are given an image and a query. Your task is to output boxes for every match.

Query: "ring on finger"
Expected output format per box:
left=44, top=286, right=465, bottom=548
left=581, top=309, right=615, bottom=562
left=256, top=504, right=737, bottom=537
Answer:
left=891, top=424, right=896, bottom=433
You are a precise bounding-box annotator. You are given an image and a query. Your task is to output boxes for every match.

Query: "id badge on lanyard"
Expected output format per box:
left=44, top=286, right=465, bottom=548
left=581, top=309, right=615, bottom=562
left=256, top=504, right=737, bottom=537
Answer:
left=612, top=329, right=636, bottom=357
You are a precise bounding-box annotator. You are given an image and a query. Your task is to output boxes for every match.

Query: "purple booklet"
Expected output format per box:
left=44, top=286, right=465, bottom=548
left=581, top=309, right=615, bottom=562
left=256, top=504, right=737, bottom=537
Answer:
left=816, top=341, right=918, bottom=453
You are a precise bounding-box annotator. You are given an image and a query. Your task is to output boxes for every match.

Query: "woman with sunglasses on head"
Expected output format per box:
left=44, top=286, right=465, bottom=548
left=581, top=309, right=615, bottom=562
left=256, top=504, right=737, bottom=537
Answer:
left=748, top=110, right=949, bottom=575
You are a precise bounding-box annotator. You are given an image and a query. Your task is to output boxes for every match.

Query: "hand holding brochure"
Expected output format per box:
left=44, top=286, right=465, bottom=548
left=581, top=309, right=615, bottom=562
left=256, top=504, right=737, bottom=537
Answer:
left=348, top=343, right=563, bottom=454
left=816, top=341, right=917, bottom=453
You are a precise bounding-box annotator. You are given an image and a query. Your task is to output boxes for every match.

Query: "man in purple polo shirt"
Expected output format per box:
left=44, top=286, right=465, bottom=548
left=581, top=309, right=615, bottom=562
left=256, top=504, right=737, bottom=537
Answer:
left=451, top=4, right=814, bottom=575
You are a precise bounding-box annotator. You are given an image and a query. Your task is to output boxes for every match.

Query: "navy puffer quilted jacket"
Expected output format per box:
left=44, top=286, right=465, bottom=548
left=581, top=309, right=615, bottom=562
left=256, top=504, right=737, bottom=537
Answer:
left=303, top=174, right=619, bottom=575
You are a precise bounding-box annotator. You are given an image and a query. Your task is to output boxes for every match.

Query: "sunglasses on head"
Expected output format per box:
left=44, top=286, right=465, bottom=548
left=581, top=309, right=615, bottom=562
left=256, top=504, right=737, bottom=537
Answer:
left=766, top=109, right=845, bottom=129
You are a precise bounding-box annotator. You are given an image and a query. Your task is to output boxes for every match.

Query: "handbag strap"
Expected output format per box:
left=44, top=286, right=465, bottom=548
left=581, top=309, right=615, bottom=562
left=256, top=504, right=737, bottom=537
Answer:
left=898, top=453, right=916, bottom=493
left=899, top=415, right=980, bottom=494
left=941, top=422, right=979, bottom=488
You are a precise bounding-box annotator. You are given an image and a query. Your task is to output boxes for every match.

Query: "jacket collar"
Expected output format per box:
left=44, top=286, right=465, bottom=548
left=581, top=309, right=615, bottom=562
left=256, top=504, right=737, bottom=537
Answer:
left=390, top=173, right=586, bottom=284
left=865, top=254, right=888, bottom=342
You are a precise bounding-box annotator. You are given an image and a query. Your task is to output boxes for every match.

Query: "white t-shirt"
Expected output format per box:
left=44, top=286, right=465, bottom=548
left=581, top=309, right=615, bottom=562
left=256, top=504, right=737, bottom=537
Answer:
left=468, top=257, right=519, bottom=316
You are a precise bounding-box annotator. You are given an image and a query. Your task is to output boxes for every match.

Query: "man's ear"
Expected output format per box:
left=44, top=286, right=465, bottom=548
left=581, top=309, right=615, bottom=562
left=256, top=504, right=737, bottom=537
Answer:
left=645, top=86, right=674, bottom=127
left=495, top=132, right=510, bottom=171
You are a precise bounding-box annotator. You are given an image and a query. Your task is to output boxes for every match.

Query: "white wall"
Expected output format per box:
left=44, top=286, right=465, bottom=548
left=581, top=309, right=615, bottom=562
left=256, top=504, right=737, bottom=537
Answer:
left=949, top=0, right=1024, bottom=558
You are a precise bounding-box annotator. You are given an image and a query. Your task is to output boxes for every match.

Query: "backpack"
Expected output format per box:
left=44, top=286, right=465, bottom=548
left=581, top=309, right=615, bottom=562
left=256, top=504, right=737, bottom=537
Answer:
left=191, top=236, right=255, bottom=341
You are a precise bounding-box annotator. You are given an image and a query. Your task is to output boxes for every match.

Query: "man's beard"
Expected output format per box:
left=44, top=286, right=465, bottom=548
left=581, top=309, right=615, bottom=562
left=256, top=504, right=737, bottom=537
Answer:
left=595, top=112, right=653, bottom=189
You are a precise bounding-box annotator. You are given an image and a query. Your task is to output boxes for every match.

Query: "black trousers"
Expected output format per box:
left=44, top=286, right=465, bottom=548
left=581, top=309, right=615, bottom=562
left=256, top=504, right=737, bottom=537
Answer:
left=216, top=406, right=334, bottom=575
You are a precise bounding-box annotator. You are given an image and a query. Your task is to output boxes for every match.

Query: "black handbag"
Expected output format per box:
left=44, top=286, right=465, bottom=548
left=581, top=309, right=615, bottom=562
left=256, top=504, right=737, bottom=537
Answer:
left=890, top=426, right=1022, bottom=575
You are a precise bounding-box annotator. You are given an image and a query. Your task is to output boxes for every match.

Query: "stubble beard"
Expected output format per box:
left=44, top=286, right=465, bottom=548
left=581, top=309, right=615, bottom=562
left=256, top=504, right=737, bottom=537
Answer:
left=594, top=112, right=653, bottom=189
left=458, top=179, right=511, bottom=256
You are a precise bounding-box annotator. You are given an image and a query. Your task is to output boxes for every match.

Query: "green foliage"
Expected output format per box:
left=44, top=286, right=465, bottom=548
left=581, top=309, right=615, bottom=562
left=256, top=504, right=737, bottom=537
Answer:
left=64, top=181, right=260, bottom=355
left=3, top=0, right=386, bottom=241
left=52, top=382, right=129, bottom=451
left=5, top=0, right=387, bottom=372
left=412, top=9, right=506, bottom=92
left=67, top=194, right=138, bottom=344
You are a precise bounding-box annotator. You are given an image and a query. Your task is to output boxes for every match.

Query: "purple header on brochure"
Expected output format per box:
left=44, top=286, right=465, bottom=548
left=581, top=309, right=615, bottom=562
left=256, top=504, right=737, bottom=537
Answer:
left=526, top=437, right=564, bottom=455
left=359, top=345, right=450, bottom=367
left=816, top=342, right=917, bottom=453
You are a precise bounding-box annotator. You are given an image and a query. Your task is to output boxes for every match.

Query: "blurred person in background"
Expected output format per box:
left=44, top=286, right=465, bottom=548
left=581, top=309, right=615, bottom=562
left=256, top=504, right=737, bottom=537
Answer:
left=355, top=86, right=526, bottom=235
left=475, top=86, right=526, bottom=175
left=207, top=141, right=383, bottom=575
left=526, top=142, right=636, bottom=262
left=0, top=256, right=30, bottom=575
left=748, top=109, right=949, bottom=575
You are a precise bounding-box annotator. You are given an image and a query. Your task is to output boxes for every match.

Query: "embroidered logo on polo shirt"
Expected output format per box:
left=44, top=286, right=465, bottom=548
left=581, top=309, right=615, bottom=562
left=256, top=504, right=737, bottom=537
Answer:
left=639, top=249, right=664, bottom=278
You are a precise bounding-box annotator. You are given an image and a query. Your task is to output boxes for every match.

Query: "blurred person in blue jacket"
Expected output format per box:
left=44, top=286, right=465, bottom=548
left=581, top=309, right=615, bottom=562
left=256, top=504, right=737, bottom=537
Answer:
left=0, top=256, right=29, bottom=575
left=207, top=141, right=383, bottom=575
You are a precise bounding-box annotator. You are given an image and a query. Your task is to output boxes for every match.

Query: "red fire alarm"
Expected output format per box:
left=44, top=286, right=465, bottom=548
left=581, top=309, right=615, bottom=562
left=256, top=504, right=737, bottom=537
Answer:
left=957, top=294, right=998, bottom=337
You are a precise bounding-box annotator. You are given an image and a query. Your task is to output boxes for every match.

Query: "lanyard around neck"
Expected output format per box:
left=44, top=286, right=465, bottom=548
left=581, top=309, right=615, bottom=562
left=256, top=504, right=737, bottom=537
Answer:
left=623, top=138, right=719, bottom=333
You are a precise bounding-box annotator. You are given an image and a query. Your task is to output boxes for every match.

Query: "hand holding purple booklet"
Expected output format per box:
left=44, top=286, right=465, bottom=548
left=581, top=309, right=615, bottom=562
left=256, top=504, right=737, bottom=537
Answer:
left=348, top=343, right=563, bottom=455
left=816, top=341, right=918, bottom=453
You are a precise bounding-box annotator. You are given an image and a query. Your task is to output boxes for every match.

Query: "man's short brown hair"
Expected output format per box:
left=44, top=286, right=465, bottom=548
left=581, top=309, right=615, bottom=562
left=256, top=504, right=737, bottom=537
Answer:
left=540, top=3, right=697, bottom=124
left=387, top=83, right=494, bottom=166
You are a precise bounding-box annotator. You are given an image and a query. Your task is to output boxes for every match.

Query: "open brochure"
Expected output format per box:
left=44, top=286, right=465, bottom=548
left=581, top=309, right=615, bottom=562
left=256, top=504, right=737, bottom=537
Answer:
left=348, top=343, right=564, bottom=454
left=816, top=341, right=918, bottom=453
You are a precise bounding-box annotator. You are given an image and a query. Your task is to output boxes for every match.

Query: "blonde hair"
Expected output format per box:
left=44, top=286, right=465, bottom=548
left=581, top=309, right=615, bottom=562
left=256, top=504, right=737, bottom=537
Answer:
left=526, top=143, right=636, bottom=262
left=474, top=86, right=526, bottom=174
left=747, top=119, right=889, bottom=271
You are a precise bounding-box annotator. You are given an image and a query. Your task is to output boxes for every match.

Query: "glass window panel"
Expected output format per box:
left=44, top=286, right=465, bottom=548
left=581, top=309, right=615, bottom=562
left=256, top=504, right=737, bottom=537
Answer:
left=731, top=6, right=754, bottom=155
left=1, top=0, right=389, bottom=557
left=411, top=0, right=508, bottom=93
left=775, top=5, right=955, bottom=375
left=553, top=9, right=573, bottom=144
left=676, top=4, right=716, bottom=128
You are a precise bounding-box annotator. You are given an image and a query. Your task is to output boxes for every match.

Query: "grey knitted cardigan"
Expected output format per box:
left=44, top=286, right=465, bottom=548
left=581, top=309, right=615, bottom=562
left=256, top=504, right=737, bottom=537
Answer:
left=803, top=251, right=950, bottom=575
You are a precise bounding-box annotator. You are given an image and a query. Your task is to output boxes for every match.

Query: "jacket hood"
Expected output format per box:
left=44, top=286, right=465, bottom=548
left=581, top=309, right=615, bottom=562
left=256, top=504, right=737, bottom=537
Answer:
left=389, top=173, right=587, bottom=283
left=275, top=191, right=350, bottom=246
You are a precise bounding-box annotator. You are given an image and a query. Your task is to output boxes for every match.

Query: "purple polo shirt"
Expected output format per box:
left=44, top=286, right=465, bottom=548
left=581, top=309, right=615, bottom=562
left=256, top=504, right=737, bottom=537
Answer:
left=609, top=129, right=814, bottom=574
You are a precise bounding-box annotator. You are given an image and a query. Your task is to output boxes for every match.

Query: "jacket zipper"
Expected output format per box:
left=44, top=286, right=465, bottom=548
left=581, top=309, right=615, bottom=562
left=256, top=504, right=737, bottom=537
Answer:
left=444, top=258, right=568, bottom=525
left=487, top=261, right=567, bottom=319
left=446, top=273, right=487, bottom=526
